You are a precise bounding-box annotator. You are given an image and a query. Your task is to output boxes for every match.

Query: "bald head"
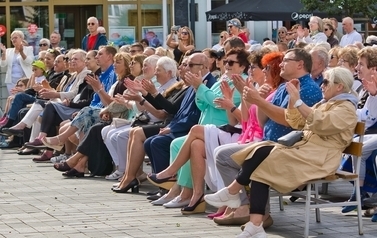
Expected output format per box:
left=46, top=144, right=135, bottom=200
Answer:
left=342, top=17, right=354, bottom=34
left=188, top=53, right=210, bottom=75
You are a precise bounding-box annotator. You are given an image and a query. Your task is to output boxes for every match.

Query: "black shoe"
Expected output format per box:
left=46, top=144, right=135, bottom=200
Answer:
left=112, top=178, right=140, bottom=193
left=1, top=128, right=24, bottom=137
left=147, top=173, right=177, bottom=190
left=17, top=148, right=40, bottom=155
left=147, top=190, right=160, bottom=196
left=146, top=189, right=168, bottom=201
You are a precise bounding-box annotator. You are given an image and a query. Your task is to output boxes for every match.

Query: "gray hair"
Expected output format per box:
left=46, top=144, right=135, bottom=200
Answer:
left=39, top=38, right=50, bottom=46
left=156, top=56, right=177, bottom=77
left=311, top=46, right=329, bottom=68
left=11, top=30, right=24, bottom=39
left=315, top=42, right=331, bottom=52
left=119, top=45, right=130, bottom=53
left=144, top=55, right=160, bottom=67
left=72, top=49, right=87, bottom=61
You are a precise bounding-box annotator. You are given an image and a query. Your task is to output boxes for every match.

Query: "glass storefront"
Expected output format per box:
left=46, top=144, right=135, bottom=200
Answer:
left=0, top=0, right=172, bottom=50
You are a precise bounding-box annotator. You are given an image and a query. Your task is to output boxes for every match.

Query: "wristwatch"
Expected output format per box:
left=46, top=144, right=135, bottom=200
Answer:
left=294, top=99, right=303, bottom=108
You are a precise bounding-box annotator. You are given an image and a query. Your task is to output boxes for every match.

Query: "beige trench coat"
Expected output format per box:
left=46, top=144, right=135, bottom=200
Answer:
left=231, top=100, right=357, bottom=193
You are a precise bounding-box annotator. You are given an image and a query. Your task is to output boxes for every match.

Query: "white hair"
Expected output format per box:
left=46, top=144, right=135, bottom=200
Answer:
left=311, top=46, right=329, bottom=67
left=156, top=56, right=177, bottom=77
left=144, top=55, right=160, bottom=67
left=39, top=38, right=50, bottom=46
left=315, top=42, right=331, bottom=52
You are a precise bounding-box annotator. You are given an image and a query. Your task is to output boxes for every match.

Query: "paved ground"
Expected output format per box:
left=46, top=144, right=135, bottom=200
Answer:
left=0, top=148, right=375, bottom=238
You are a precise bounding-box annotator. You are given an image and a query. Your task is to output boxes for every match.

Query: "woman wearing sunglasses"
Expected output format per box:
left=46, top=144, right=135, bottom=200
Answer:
left=166, top=26, right=195, bottom=64
left=277, top=27, right=288, bottom=44
left=323, top=22, right=339, bottom=48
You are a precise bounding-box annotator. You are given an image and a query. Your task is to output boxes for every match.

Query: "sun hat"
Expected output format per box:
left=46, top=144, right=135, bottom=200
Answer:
left=32, top=60, right=46, bottom=72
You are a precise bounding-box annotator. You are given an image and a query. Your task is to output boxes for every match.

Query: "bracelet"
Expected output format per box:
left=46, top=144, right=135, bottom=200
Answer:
left=230, top=106, right=237, bottom=113
left=96, top=88, right=103, bottom=94
left=139, top=99, right=146, bottom=106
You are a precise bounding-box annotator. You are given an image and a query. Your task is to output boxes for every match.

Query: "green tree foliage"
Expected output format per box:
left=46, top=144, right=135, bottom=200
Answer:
left=300, top=0, right=377, bottom=18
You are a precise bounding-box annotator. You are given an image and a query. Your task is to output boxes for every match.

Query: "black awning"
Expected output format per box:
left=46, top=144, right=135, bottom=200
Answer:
left=206, top=0, right=331, bottom=21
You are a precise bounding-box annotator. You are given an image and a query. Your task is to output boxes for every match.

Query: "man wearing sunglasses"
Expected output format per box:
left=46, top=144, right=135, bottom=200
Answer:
left=82, top=17, right=108, bottom=51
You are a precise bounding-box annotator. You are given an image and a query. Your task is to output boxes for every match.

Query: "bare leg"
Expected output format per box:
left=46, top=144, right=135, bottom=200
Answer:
left=45, top=125, right=78, bottom=145
left=164, top=183, right=182, bottom=199
left=71, top=156, right=88, bottom=173
left=118, top=127, right=147, bottom=189
left=188, top=139, right=206, bottom=206
left=157, top=125, right=205, bottom=179
left=64, top=151, right=85, bottom=167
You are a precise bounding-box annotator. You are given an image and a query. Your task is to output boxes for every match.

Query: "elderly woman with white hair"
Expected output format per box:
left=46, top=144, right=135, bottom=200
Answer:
left=0, top=30, right=34, bottom=93
left=297, top=16, right=328, bottom=44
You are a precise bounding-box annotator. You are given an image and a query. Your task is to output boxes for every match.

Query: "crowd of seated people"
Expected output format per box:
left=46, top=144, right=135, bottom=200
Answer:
left=2, top=14, right=377, bottom=237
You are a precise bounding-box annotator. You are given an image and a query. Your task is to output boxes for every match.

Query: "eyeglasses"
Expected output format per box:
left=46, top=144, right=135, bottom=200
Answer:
left=282, top=58, right=300, bottom=63
left=188, top=63, right=203, bottom=67
left=130, top=50, right=142, bottom=54
left=181, top=32, right=189, bottom=35
left=87, top=22, right=96, bottom=26
left=338, top=59, right=348, bottom=64
left=278, top=31, right=286, bottom=34
left=249, top=65, right=257, bottom=71
left=330, top=55, right=336, bottom=59
left=322, top=78, right=339, bottom=87
left=324, top=28, right=330, bottom=32
left=220, top=35, right=224, bottom=38
left=228, top=25, right=234, bottom=28
left=39, top=43, right=48, bottom=47
left=63, top=57, right=69, bottom=62
left=223, top=60, right=239, bottom=66
left=181, top=63, right=188, bottom=67
left=130, top=61, right=139, bottom=66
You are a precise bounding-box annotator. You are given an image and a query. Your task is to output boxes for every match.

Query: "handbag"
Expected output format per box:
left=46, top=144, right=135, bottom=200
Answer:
left=217, top=124, right=242, bottom=135
left=131, top=111, right=151, bottom=127
left=277, top=130, right=303, bottom=147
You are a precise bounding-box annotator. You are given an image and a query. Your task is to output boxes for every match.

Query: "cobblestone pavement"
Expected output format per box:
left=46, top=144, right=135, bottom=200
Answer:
left=0, top=149, right=375, bottom=238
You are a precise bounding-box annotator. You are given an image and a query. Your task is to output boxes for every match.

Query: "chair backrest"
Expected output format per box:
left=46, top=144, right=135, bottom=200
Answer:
left=342, top=121, right=365, bottom=157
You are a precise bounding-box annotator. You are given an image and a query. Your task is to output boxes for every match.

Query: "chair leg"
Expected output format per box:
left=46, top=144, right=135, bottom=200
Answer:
left=279, top=195, right=284, bottom=211
left=354, top=179, right=364, bottom=235
left=304, top=183, right=311, bottom=238
left=314, top=183, right=321, bottom=223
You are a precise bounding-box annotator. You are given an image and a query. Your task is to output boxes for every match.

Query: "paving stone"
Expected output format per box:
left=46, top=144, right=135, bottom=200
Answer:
left=0, top=149, right=375, bottom=237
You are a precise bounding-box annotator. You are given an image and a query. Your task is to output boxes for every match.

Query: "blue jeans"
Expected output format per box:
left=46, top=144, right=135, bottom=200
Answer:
left=8, top=93, right=36, bottom=120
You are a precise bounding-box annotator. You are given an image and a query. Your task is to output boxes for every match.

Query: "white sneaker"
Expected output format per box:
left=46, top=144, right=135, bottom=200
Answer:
left=163, top=195, right=190, bottom=208
left=236, top=222, right=267, bottom=238
left=50, top=154, right=70, bottom=163
left=105, top=170, right=124, bottom=180
left=204, top=187, right=241, bottom=208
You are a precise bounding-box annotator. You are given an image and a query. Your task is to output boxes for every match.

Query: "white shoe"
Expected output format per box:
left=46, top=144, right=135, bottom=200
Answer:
left=50, top=154, right=70, bottom=163
left=163, top=195, right=190, bottom=208
left=204, top=187, right=241, bottom=208
left=236, top=222, right=266, bottom=238
left=112, top=182, right=120, bottom=188
left=151, top=194, right=174, bottom=206
left=105, top=170, right=124, bottom=180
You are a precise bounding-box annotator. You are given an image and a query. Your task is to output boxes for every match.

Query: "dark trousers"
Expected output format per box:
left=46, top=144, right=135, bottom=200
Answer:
left=40, top=103, right=63, bottom=137
left=8, top=93, right=36, bottom=120
left=236, top=146, right=274, bottom=215
left=144, top=134, right=174, bottom=173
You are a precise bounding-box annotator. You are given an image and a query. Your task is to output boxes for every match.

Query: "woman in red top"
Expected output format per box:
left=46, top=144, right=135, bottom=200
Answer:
left=227, top=18, right=248, bottom=43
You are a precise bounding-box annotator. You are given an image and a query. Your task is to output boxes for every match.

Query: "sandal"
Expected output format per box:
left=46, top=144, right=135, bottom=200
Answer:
left=54, top=162, right=71, bottom=172
left=41, top=136, right=64, bottom=151
left=105, top=170, right=124, bottom=180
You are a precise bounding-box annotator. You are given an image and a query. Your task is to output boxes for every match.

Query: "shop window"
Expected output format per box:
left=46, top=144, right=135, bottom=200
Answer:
left=140, top=4, right=164, bottom=47
left=10, top=6, right=48, bottom=56
left=108, top=4, right=137, bottom=47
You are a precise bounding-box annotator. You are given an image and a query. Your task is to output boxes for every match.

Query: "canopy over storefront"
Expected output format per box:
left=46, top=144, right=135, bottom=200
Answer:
left=206, top=0, right=332, bottom=21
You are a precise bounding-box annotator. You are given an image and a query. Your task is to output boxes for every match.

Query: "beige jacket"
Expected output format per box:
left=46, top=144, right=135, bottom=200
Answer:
left=231, top=100, right=357, bottom=193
